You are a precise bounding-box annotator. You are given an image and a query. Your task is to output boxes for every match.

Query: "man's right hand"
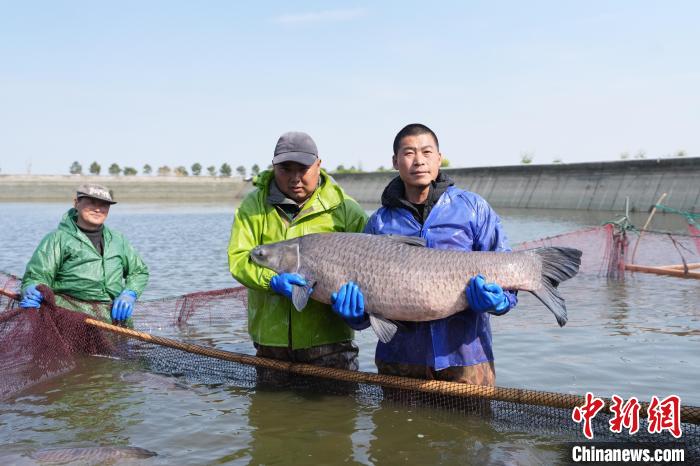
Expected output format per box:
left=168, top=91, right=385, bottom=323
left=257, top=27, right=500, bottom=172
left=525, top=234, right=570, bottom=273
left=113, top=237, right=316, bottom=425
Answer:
left=331, top=281, right=366, bottom=324
left=270, top=273, right=307, bottom=300
left=20, top=284, right=43, bottom=309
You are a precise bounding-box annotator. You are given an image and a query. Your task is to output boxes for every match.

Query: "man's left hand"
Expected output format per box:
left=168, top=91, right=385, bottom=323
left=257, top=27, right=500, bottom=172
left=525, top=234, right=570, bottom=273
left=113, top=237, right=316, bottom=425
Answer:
left=466, top=274, right=509, bottom=314
left=112, top=290, right=137, bottom=321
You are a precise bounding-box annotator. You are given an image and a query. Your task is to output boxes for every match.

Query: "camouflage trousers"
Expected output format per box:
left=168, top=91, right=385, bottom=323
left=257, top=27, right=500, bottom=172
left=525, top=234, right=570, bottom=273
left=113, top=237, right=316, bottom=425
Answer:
left=376, top=360, right=496, bottom=386
left=253, top=341, right=359, bottom=392
left=254, top=340, right=359, bottom=370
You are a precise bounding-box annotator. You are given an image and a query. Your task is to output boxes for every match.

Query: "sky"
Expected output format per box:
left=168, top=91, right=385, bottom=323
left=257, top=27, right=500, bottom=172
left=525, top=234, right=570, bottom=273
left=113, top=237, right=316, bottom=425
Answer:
left=1, top=1, right=698, bottom=175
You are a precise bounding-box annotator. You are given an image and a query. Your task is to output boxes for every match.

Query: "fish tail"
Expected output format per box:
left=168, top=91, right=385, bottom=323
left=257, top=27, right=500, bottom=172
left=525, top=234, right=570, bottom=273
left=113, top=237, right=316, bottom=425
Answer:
left=529, top=247, right=582, bottom=326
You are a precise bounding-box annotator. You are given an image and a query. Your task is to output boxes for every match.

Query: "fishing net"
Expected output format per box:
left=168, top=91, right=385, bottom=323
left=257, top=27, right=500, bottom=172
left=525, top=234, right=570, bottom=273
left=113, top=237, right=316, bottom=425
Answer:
left=2, top=215, right=699, bottom=458
left=1, top=265, right=699, bottom=460
left=514, top=221, right=700, bottom=279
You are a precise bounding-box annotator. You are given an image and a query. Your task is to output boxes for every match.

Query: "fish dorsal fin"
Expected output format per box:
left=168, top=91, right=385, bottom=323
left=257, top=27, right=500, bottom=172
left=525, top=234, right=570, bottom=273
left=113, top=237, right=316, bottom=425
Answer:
left=369, top=314, right=398, bottom=343
left=291, top=279, right=315, bottom=312
left=384, top=234, right=426, bottom=247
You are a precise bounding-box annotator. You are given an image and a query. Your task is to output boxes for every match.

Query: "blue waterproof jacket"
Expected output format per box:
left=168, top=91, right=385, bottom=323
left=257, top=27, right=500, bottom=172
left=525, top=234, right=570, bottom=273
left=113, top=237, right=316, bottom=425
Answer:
left=364, top=181, right=517, bottom=370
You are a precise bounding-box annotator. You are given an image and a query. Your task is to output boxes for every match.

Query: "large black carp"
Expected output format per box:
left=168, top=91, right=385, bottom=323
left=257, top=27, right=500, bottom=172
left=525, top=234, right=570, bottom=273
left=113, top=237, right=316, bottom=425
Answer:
left=250, top=233, right=582, bottom=342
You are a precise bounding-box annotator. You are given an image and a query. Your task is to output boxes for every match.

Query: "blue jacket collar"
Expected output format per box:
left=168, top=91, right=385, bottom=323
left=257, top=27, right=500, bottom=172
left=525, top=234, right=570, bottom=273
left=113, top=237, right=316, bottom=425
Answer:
left=380, top=171, right=455, bottom=223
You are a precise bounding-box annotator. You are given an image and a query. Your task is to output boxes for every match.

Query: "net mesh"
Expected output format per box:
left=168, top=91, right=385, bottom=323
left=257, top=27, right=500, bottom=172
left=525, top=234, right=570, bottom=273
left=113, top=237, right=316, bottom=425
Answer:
left=514, top=223, right=700, bottom=279
left=2, top=222, right=699, bottom=458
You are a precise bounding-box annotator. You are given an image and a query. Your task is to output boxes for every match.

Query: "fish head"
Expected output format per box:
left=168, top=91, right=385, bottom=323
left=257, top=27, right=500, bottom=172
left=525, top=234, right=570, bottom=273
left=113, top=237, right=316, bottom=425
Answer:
left=250, top=238, right=301, bottom=273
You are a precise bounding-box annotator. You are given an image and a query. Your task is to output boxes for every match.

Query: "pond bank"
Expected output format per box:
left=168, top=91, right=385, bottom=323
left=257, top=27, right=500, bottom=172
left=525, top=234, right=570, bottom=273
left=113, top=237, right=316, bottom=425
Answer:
left=1, top=157, right=698, bottom=212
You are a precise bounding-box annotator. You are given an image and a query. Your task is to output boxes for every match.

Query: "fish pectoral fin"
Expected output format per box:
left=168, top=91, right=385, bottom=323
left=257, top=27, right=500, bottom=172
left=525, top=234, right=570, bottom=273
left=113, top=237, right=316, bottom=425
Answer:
left=369, top=314, right=398, bottom=343
left=291, top=281, right=315, bottom=312
left=384, top=234, right=427, bottom=247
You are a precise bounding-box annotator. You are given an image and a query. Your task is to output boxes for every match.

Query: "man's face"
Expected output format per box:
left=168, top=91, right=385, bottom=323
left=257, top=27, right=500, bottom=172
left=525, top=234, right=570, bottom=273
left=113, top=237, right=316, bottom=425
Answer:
left=74, top=197, right=111, bottom=229
left=273, top=159, right=321, bottom=204
left=393, top=133, right=442, bottom=190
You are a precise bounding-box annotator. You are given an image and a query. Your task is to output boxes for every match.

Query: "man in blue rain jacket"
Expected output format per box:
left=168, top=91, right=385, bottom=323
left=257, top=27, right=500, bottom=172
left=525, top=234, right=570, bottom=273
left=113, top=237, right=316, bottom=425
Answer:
left=331, top=123, right=517, bottom=385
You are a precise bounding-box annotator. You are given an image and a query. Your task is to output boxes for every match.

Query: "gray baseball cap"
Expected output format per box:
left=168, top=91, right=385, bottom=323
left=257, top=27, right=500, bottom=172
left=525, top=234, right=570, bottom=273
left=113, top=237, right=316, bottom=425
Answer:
left=76, top=183, right=117, bottom=204
left=273, top=131, right=318, bottom=166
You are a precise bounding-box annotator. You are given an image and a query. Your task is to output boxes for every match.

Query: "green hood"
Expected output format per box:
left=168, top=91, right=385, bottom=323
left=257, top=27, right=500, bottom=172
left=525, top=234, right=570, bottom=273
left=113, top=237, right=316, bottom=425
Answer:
left=253, top=169, right=345, bottom=214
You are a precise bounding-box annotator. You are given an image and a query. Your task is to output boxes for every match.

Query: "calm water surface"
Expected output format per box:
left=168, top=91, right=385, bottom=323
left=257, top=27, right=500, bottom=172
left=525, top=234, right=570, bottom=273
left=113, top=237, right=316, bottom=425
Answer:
left=0, top=202, right=698, bottom=465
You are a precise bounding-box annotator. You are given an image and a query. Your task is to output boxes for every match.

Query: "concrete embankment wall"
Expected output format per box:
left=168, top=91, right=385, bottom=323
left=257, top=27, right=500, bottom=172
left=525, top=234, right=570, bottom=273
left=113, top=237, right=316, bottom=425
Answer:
left=334, top=158, right=700, bottom=213
left=0, top=175, right=251, bottom=203
left=1, top=158, right=698, bottom=212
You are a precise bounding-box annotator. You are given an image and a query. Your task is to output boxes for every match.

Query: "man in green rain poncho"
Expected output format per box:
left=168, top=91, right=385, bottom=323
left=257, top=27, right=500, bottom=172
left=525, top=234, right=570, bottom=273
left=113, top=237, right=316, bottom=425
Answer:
left=228, top=131, right=367, bottom=370
left=19, top=184, right=149, bottom=324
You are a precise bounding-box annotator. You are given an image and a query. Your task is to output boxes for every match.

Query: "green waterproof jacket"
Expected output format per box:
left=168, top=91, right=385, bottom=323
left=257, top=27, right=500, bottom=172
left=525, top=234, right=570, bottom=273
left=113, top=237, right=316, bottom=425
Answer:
left=228, top=169, right=367, bottom=349
left=21, top=208, right=149, bottom=306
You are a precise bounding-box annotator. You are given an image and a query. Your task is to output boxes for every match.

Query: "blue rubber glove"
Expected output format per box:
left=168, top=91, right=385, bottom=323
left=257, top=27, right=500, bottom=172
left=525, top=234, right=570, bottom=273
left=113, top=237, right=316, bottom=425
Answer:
left=270, top=273, right=307, bottom=300
left=331, top=281, right=366, bottom=324
left=466, top=274, right=510, bottom=314
left=111, top=290, right=137, bottom=321
left=19, top=284, right=43, bottom=309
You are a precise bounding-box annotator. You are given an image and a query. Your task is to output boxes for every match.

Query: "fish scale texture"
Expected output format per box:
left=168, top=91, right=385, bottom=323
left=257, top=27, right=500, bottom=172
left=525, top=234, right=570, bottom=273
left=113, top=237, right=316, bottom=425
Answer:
left=299, top=233, right=542, bottom=321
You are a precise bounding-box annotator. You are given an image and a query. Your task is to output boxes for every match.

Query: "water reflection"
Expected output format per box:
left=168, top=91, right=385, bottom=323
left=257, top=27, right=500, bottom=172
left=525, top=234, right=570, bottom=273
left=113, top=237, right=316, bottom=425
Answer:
left=244, top=388, right=358, bottom=464
left=601, top=278, right=632, bottom=337
left=1, top=202, right=699, bottom=465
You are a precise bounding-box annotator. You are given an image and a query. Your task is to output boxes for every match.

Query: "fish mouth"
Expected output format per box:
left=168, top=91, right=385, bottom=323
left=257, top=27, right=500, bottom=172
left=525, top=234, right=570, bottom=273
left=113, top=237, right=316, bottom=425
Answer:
left=250, top=246, right=265, bottom=264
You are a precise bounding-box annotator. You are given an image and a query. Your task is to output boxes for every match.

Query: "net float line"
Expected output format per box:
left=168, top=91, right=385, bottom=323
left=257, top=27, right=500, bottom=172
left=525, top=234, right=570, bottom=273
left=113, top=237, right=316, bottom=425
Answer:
left=84, top=317, right=700, bottom=425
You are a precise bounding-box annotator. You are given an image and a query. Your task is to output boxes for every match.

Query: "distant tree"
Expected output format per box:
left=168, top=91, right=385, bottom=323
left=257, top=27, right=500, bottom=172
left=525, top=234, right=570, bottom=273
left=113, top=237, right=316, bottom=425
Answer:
left=191, top=163, right=202, bottom=176
left=520, top=152, right=533, bottom=164
left=89, top=161, right=101, bottom=175
left=123, top=166, right=137, bottom=176
left=634, top=150, right=646, bottom=159
left=174, top=166, right=188, bottom=176
left=676, top=150, right=686, bottom=157
left=207, top=165, right=217, bottom=176
left=619, top=152, right=630, bottom=160
left=157, top=165, right=172, bottom=176
left=251, top=164, right=260, bottom=176
left=143, top=164, right=152, bottom=175
left=220, top=163, right=232, bottom=177
left=552, top=158, right=563, bottom=164
left=236, top=165, right=246, bottom=177
left=69, top=161, right=82, bottom=175
left=336, top=164, right=346, bottom=172
left=440, top=158, right=450, bottom=168
left=267, top=164, right=273, bottom=170
left=108, top=163, right=121, bottom=175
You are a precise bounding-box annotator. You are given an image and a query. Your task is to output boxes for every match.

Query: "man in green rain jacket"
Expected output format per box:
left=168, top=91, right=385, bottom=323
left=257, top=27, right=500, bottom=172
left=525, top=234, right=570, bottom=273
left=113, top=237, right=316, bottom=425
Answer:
left=228, top=132, right=367, bottom=370
left=20, top=184, right=149, bottom=323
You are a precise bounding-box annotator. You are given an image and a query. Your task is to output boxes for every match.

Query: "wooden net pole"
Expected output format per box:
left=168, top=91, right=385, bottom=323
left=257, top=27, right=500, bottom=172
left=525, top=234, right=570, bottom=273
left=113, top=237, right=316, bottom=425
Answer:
left=630, top=192, right=667, bottom=265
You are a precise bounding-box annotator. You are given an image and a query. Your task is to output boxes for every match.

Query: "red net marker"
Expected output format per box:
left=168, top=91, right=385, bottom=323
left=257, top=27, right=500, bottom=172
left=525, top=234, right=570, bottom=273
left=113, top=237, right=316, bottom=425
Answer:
left=689, top=223, right=700, bottom=254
